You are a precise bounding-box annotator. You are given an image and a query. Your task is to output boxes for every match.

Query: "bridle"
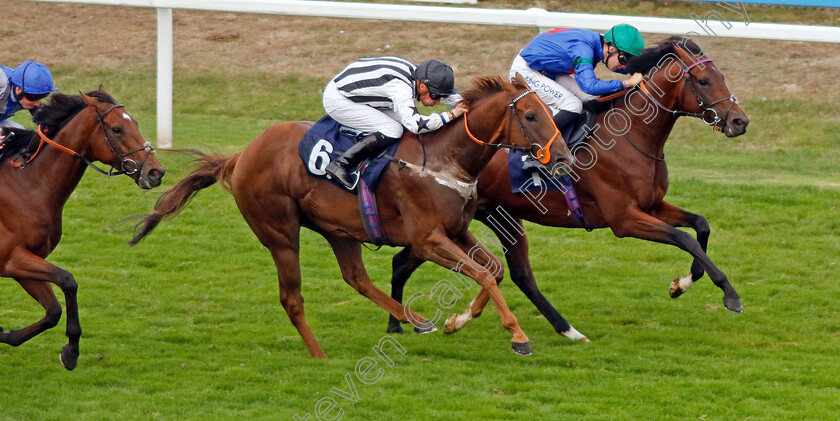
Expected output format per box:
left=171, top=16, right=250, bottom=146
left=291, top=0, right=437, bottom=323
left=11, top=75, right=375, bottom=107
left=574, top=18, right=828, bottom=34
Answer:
left=463, top=89, right=559, bottom=164
left=92, top=103, right=156, bottom=176
left=16, top=102, right=156, bottom=176
left=637, top=55, right=738, bottom=130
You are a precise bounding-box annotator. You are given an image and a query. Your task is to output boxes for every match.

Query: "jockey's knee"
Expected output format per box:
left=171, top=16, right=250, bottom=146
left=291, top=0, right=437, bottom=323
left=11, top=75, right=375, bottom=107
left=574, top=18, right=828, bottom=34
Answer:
left=561, top=97, right=584, bottom=114
left=379, top=124, right=404, bottom=140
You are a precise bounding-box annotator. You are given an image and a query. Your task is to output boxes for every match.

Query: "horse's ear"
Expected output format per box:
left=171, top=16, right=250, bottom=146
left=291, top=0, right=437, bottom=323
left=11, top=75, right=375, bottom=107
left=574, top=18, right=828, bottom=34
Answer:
left=98, top=84, right=108, bottom=94
left=502, top=73, right=526, bottom=96
left=511, top=73, right=528, bottom=90
left=80, top=92, right=98, bottom=108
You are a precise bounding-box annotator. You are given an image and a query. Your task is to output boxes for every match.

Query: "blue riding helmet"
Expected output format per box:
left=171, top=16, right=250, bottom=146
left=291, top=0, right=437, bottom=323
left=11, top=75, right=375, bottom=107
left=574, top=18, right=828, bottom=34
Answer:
left=9, top=61, right=59, bottom=94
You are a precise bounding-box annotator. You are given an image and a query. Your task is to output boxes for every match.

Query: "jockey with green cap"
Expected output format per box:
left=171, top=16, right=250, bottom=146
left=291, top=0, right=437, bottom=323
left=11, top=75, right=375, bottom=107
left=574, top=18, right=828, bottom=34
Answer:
left=510, top=24, right=645, bottom=135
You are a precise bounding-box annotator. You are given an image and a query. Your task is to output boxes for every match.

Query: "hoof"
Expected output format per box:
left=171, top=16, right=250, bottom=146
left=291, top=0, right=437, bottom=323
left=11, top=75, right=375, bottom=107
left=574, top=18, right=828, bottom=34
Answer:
left=386, top=324, right=404, bottom=334
left=413, top=323, right=437, bottom=334
left=511, top=341, right=532, bottom=356
left=60, top=345, right=79, bottom=371
left=669, top=279, right=685, bottom=298
left=444, top=314, right=458, bottom=335
left=723, top=297, right=743, bottom=314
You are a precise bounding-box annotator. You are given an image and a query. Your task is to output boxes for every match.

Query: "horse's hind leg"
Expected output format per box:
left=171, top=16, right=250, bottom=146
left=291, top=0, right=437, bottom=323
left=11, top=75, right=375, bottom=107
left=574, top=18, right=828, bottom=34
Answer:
left=1, top=248, right=81, bottom=370
left=650, top=201, right=711, bottom=298
left=327, top=236, right=434, bottom=333
left=270, top=246, right=328, bottom=359
left=239, top=189, right=328, bottom=358
left=387, top=247, right=426, bottom=334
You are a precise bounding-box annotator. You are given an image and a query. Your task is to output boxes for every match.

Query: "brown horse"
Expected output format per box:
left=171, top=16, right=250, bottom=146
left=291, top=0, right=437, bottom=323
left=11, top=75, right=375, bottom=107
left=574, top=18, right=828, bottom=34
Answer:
left=129, top=75, right=573, bottom=357
left=0, top=87, right=165, bottom=370
left=386, top=37, right=750, bottom=339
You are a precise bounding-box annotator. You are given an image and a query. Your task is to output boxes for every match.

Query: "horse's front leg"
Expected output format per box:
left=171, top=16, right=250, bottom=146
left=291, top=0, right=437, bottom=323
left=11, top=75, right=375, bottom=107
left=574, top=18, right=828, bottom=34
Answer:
left=387, top=247, right=427, bottom=334
left=1, top=248, right=81, bottom=370
left=612, top=207, right=742, bottom=313
left=413, top=229, right=532, bottom=356
left=650, top=201, right=711, bottom=298
left=445, top=217, right=588, bottom=341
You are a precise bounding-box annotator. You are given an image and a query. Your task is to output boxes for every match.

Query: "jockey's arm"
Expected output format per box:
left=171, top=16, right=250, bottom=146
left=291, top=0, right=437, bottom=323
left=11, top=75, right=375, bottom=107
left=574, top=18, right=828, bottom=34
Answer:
left=442, top=94, right=463, bottom=108
left=394, top=93, right=448, bottom=135
left=573, top=62, right=625, bottom=96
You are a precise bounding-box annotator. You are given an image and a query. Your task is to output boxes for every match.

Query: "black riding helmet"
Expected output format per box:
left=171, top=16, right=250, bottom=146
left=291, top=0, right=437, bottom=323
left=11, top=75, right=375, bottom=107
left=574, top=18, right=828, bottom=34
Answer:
left=413, top=60, right=458, bottom=97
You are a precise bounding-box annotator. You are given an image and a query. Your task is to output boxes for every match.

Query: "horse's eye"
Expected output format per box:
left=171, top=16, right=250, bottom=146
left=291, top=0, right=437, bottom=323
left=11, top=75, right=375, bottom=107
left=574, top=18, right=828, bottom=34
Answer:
left=698, top=79, right=709, bottom=86
left=111, top=127, right=123, bottom=135
left=525, top=113, right=536, bottom=121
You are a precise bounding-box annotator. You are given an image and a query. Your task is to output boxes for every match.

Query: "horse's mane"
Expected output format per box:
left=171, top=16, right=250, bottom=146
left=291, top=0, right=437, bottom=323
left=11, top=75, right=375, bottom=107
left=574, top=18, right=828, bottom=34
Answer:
left=0, top=90, right=117, bottom=162
left=34, top=90, right=117, bottom=136
left=459, top=76, right=508, bottom=108
left=626, top=36, right=704, bottom=75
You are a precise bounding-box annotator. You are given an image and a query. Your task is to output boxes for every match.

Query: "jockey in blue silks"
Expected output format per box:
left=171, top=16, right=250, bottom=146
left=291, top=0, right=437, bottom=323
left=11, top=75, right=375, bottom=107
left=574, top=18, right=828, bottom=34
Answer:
left=510, top=24, right=645, bottom=135
left=1, top=60, right=59, bottom=133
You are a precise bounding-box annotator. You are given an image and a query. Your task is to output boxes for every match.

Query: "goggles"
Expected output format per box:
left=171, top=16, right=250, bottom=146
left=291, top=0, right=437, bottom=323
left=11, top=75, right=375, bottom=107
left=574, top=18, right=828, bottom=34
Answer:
left=22, top=92, right=49, bottom=102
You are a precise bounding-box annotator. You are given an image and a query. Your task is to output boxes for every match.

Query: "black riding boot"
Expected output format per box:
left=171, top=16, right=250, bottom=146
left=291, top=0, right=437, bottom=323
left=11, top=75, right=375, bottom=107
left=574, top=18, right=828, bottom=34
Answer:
left=325, top=132, right=399, bottom=189
left=552, top=110, right=581, bottom=134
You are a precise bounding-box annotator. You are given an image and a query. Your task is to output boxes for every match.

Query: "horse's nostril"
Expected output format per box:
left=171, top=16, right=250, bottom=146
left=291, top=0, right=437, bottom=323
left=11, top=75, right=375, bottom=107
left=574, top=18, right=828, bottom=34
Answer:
left=148, top=168, right=165, bottom=181
left=733, top=118, right=749, bottom=128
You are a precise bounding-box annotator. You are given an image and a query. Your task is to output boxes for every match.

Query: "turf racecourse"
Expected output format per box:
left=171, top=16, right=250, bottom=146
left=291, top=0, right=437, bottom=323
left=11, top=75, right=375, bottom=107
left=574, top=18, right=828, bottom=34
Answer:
left=0, top=71, right=837, bottom=420
left=2, top=12, right=840, bottom=421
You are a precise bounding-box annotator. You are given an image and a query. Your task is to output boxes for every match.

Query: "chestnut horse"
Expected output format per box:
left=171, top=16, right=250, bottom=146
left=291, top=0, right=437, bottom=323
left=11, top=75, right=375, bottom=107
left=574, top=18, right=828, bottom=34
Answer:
left=129, top=76, right=573, bottom=357
left=386, top=37, right=750, bottom=340
left=0, top=88, right=165, bottom=370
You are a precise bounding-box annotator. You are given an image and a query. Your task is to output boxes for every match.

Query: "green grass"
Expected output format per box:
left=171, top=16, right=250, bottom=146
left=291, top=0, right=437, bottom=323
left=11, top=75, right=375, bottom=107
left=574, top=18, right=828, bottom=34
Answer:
left=2, top=15, right=840, bottom=421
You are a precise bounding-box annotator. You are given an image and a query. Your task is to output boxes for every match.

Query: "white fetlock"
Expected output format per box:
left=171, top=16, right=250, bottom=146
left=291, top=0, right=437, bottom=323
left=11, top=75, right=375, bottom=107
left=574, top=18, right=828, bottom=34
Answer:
left=677, top=273, right=695, bottom=292
left=562, top=325, right=589, bottom=342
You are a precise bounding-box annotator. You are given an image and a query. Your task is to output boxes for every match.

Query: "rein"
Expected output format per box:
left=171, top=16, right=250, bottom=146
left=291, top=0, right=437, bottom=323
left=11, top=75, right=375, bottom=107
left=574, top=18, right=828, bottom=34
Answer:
left=591, top=55, right=737, bottom=162
left=12, top=103, right=156, bottom=176
left=637, top=56, right=738, bottom=130
left=463, top=89, right=559, bottom=164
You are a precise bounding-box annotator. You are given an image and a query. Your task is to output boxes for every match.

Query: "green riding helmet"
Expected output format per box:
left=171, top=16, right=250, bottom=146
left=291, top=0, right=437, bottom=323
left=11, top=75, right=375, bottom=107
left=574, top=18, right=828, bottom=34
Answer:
left=604, top=24, right=644, bottom=56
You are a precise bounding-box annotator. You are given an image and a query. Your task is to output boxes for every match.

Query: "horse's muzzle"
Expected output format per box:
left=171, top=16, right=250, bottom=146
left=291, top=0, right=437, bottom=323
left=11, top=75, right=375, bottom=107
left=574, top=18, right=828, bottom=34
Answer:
left=724, top=114, right=750, bottom=137
left=138, top=167, right=165, bottom=189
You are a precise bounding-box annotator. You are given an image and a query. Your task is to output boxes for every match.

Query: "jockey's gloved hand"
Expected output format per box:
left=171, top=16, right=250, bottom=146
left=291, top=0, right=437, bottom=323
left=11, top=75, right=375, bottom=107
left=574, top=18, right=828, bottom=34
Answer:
left=623, top=73, right=644, bottom=88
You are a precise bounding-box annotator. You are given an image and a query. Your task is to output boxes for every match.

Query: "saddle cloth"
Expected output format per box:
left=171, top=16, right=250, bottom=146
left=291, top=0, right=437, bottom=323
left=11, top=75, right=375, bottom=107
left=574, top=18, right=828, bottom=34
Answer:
left=507, top=112, right=594, bottom=231
left=508, top=111, right=595, bottom=194
left=298, top=115, right=400, bottom=246
left=298, top=115, right=399, bottom=193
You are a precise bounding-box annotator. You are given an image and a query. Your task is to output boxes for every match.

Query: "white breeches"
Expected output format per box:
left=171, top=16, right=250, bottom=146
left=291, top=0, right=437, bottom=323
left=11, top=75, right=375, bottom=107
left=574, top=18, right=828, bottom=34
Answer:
left=510, top=55, right=597, bottom=114
left=322, top=81, right=405, bottom=139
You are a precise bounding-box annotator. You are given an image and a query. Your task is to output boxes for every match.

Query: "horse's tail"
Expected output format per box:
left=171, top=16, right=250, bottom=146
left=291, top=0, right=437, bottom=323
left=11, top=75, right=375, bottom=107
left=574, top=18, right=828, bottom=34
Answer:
left=129, top=149, right=240, bottom=246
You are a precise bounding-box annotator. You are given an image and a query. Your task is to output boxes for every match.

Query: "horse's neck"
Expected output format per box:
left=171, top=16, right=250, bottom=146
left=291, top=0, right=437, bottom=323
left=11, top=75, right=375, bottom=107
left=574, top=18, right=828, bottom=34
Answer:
left=612, top=81, right=682, bottom=153
left=23, top=116, right=95, bottom=206
left=420, top=109, right=505, bottom=181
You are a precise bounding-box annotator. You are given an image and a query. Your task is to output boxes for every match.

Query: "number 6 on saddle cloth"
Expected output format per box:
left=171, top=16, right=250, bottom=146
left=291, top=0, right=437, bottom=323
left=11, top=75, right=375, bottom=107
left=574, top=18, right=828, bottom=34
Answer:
left=298, top=115, right=398, bottom=246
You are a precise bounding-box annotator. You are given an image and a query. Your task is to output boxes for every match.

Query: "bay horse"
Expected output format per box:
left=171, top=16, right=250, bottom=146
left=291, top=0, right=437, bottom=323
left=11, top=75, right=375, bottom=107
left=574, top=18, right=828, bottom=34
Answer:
left=386, top=37, right=750, bottom=340
left=0, top=87, right=165, bottom=370
left=128, top=75, right=573, bottom=357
